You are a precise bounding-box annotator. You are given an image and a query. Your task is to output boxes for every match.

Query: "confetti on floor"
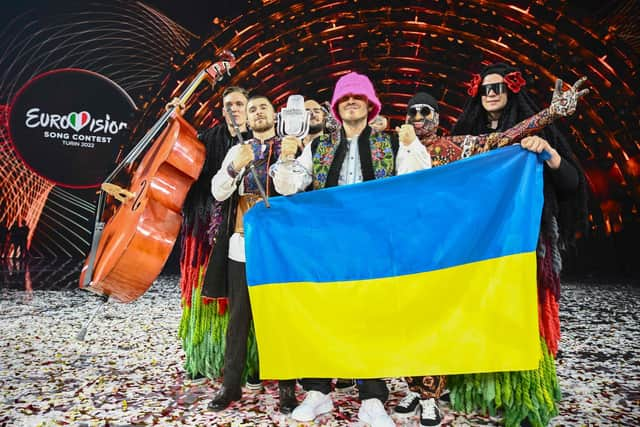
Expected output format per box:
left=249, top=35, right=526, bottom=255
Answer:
left=1, top=275, right=638, bottom=426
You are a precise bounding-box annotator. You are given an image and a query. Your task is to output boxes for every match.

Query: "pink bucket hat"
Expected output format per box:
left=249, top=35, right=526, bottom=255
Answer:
left=330, top=72, right=381, bottom=124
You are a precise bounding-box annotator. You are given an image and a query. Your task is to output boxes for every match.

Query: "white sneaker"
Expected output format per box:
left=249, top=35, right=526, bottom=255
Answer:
left=358, top=398, right=395, bottom=427
left=393, top=391, right=420, bottom=416
left=419, top=398, right=442, bottom=426
left=291, top=390, right=334, bottom=422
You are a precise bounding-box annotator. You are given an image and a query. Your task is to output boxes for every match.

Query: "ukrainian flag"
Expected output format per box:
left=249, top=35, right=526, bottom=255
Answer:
left=245, top=146, right=543, bottom=379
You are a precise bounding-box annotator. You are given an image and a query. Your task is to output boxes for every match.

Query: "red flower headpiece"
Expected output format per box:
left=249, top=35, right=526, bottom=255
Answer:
left=503, top=71, right=526, bottom=93
left=465, top=73, right=481, bottom=97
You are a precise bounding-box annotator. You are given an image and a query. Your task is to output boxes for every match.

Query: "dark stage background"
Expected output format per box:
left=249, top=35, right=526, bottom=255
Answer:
left=0, top=0, right=638, bottom=283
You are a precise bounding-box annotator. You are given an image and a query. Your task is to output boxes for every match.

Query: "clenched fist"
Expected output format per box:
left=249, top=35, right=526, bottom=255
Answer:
left=396, top=124, right=417, bottom=146
left=232, top=144, right=254, bottom=171
left=280, top=136, right=302, bottom=161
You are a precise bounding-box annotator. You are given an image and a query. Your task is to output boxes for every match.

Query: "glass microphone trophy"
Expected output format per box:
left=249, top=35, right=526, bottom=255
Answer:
left=269, top=94, right=312, bottom=178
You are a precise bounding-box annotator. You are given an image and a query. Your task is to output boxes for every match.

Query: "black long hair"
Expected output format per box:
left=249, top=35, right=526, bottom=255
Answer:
left=452, top=63, right=588, bottom=247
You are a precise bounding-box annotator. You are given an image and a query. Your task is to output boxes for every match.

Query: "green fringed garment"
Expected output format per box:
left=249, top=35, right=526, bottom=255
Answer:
left=179, top=266, right=258, bottom=382
left=448, top=337, right=560, bottom=427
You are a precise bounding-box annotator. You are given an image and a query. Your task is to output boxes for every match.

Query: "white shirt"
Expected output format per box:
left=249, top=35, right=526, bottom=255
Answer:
left=340, top=135, right=364, bottom=185
left=211, top=142, right=273, bottom=262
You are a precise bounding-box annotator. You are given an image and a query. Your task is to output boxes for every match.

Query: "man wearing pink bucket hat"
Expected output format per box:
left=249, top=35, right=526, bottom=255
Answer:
left=275, top=71, right=430, bottom=190
left=273, top=72, right=431, bottom=426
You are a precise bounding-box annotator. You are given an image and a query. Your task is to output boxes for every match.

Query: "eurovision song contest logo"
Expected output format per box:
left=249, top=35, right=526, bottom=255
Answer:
left=9, top=69, right=136, bottom=188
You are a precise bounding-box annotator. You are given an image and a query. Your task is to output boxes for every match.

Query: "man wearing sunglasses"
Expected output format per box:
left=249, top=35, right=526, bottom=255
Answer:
left=385, top=91, right=453, bottom=427
left=480, top=80, right=509, bottom=122
left=404, top=92, right=464, bottom=168
left=449, top=62, right=589, bottom=427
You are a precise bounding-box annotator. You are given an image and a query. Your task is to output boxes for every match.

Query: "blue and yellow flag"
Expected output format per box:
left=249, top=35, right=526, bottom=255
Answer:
left=245, top=146, right=544, bottom=379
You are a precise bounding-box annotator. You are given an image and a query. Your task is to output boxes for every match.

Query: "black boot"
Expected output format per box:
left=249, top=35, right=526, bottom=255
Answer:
left=208, top=386, right=242, bottom=411
left=246, top=372, right=263, bottom=392
left=185, top=371, right=207, bottom=383
left=278, top=381, right=298, bottom=414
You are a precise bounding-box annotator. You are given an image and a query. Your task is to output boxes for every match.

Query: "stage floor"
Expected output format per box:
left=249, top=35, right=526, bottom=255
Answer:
left=1, top=262, right=638, bottom=426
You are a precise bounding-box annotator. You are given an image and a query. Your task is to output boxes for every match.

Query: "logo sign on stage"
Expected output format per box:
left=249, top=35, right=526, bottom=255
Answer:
left=8, top=69, right=136, bottom=188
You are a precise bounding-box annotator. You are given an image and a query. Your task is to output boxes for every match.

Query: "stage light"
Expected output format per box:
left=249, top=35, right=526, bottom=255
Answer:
left=143, top=0, right=639, bottom=238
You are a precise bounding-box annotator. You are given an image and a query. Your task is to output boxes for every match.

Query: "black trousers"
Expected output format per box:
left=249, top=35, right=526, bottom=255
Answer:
left=222, top=259, right=296, bottom=393
left=300, top=378, right=388, bottom=402
left=222, top=259, right=252, bottom=390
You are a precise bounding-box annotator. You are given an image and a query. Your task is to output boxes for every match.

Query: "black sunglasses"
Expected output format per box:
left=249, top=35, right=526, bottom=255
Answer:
left=407, top=104, right=435, bottom=118
left=480, top=82, right=507, bottom=96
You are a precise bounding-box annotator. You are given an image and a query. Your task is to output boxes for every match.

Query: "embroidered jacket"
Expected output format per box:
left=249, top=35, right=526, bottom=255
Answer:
left=310, top=126, right=398, bottom=189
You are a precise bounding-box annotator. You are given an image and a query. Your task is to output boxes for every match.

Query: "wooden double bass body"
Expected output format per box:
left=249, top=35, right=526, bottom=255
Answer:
left=79, top=59, right=233, bottom=303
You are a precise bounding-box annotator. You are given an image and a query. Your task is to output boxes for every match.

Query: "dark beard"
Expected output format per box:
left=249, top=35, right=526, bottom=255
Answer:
left=309, top=123, right=323, bottom=134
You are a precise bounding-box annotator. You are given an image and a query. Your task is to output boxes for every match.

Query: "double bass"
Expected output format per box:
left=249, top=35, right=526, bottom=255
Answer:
left=79, top=54, right=235, bottom=312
